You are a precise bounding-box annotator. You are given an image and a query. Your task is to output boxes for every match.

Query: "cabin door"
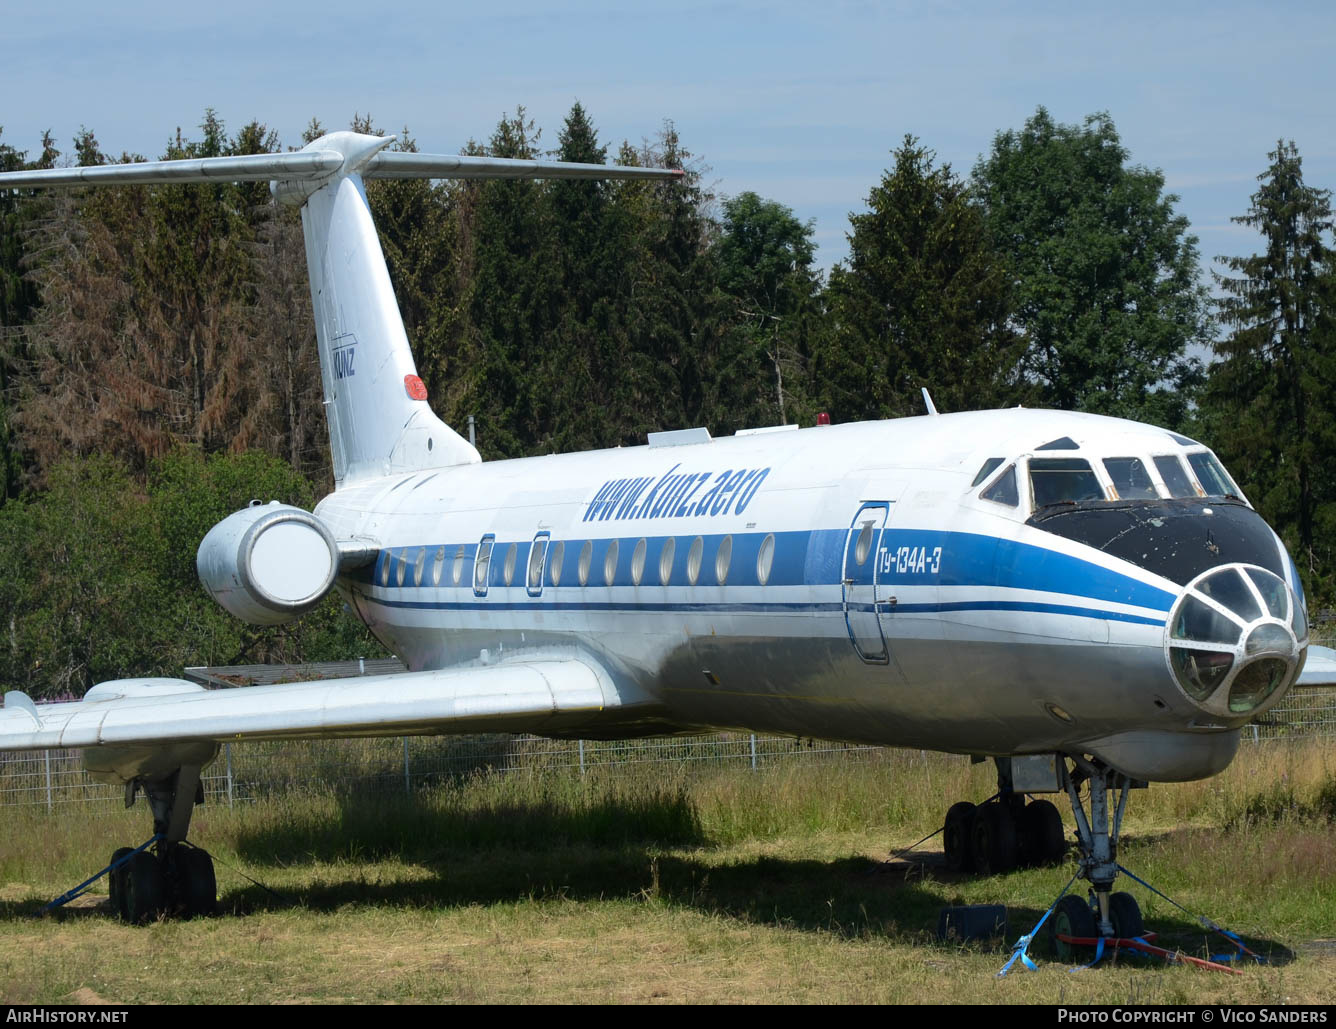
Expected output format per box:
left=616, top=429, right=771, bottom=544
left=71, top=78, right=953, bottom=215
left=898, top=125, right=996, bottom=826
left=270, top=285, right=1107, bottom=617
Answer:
left=842, top=502, right=893, bottom=664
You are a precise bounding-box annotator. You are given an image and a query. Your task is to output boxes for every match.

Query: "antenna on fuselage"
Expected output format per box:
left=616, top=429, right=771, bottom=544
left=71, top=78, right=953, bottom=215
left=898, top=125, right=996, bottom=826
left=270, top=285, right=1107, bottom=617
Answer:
left=921, top=388, right=940, bottom=416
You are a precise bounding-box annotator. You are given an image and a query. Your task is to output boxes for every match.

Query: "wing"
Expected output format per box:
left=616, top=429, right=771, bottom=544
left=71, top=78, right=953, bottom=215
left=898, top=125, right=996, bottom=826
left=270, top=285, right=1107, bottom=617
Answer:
left=0, top=658, right=654, bottom=754
left=1297, top=643, right=1336, bottom=687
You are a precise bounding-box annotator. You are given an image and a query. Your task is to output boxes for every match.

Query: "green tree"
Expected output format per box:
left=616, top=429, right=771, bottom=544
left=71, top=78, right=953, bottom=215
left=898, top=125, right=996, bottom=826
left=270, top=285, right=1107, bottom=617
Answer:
left=454, top=108, right=554, bottom=458
left=716, top=191, right=822, bottom=425
left=972, top=109, right=1208, bottom=424
left=0, top=449, right=385, bottom=699
left=0, top=127, right=57, bottom=503
left=1203, top=141, right=1336, bottom=598
left=816, top=136, right=1020, bottom=422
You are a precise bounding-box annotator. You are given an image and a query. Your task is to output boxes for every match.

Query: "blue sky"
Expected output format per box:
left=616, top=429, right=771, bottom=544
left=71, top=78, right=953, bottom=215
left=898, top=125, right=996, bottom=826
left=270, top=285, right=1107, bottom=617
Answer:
left=3, top=1, right=1332, bottom=285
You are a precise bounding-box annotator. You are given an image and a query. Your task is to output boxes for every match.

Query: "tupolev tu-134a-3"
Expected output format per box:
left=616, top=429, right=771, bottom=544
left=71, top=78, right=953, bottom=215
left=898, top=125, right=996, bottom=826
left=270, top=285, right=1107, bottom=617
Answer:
left=2, top=131, right=1333, bottom=950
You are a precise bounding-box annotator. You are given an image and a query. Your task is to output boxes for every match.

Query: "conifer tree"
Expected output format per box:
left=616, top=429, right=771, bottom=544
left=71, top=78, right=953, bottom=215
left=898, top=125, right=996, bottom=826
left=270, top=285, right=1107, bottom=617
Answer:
left=1204, top=141, right=1336, bottom=597
left=816, top=136, right=1019, bottom=422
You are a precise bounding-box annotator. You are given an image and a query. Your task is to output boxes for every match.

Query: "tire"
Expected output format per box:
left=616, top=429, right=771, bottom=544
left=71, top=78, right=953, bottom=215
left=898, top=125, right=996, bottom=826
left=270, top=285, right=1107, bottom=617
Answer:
left=123, top=851, right=165, bottom=925
left=108, top=847, right=134, bottom=921
left=971, top=802, right=1019, bottom=875
left=1108, top=891, right=1143, bottom=939
left=178, top=847, right=217, bottom=919
left=1050, top=893, right=1097, bottom=962
left=1020, top=799, right=1067, bottom=867
left=943, top=802, right=976, bottom=872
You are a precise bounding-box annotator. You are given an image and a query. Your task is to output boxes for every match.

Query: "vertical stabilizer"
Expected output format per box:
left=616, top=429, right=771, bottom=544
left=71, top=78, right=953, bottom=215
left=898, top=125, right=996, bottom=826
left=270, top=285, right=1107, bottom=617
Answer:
left=286, top=132, right=480, bottom=486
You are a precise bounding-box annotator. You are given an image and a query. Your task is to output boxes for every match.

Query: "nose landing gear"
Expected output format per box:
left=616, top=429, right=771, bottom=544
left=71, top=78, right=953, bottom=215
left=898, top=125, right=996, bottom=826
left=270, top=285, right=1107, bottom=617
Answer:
left=1048, top=756, right=1144, bottom=956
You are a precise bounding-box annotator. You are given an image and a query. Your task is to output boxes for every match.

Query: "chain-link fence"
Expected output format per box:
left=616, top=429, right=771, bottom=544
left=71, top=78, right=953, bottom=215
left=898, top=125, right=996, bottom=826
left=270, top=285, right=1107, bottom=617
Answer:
left=2, top=684, right=1332, bottom=811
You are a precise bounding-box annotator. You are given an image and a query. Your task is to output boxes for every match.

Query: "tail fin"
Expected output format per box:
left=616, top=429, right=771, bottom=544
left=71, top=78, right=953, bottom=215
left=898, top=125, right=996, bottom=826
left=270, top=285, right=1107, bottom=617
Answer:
left=282, top=132, right=477, bottom=484
left=0, top=130, right=683, bottom=486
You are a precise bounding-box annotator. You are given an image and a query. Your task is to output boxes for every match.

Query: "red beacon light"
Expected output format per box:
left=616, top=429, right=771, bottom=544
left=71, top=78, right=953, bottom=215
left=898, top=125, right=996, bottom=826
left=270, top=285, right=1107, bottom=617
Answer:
left=816, top=412, right=831, bottom=426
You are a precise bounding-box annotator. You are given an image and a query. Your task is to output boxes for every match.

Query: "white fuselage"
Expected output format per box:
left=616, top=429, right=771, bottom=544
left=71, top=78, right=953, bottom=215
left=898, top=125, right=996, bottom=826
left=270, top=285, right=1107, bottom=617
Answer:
left=314, top=408, right=1306, bottom=782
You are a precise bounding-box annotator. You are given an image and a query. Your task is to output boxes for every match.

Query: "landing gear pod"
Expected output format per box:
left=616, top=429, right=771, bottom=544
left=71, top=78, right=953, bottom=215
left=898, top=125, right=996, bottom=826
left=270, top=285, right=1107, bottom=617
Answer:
left=197, top=502, right=339, bottom=624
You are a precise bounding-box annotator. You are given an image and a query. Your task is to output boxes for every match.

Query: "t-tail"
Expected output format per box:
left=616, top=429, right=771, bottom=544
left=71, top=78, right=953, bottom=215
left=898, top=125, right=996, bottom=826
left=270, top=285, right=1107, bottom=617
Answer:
left=0, top=131, right=683, bottom=487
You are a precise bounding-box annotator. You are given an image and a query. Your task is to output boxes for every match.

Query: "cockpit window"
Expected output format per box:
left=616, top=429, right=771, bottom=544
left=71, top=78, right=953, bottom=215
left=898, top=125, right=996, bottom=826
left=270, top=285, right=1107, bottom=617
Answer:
left=981, top=465, right=1019, bottom=507
left=1029, top=458, right=1104, bottom=507
left=971, top=457, right=1004, bottom=487
left=1187, top=452, right=1240, bottom=499
left=1036, top=436, right=1079, bottom=451
left=1103, top=457, right=1159, bottom=500
left=1153, top=455, right=1198, bottom=498
left=1169, top=432, right=1199, bottom=447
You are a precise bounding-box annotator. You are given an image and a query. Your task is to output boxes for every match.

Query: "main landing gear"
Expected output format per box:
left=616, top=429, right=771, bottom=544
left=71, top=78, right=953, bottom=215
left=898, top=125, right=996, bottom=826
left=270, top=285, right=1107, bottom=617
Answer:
left=107, top=765, right=217, bottom=923
left=941, top=757, right=1068, bottom=875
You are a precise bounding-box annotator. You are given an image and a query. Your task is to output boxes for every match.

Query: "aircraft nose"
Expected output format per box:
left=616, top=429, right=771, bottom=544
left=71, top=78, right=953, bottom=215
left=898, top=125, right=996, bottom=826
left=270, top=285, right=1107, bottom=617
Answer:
left=1164, top=563, right=1308, bottom=718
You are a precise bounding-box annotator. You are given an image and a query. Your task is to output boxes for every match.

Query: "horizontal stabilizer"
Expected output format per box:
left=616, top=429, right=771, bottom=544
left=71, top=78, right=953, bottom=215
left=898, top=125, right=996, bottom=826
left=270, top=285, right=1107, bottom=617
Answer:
left=0, top=140, right=683, bottom=191
left=0, top=149, right=345, bottom=189
left=0, top=658, right=650, bottom=753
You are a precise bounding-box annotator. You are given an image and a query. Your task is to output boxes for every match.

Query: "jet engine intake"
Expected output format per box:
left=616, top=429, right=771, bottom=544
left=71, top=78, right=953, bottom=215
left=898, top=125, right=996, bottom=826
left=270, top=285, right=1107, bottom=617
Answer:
left=197, top=502, right=339, bottom=625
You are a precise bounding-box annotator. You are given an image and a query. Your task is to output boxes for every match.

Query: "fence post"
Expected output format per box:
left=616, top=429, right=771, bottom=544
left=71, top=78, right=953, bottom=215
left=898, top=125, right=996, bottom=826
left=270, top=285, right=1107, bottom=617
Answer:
left=225, top=743, right=234, bottom=808
left=403, top=737, right=411, bottom=795
left=578, top=739, right=586, bottom=776
left=750, top=734, right=757, bottom=771
left=44, top=750, right=53, bottom=813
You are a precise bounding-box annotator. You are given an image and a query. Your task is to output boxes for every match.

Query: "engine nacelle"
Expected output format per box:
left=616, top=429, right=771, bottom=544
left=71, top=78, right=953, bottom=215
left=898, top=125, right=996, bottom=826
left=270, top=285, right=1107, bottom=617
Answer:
left=197, top=502, right=339, bottom=625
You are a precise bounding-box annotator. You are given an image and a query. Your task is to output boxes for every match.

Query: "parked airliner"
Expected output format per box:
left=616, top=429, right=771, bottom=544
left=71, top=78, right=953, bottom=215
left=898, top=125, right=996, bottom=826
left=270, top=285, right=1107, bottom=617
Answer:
left=1, top=131, right=1332, bottom=950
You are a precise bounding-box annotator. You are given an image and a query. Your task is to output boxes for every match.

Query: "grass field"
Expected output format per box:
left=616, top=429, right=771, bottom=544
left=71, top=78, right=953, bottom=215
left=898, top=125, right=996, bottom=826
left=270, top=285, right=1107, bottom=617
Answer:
left=1, top=741, right=1334, bottom=1005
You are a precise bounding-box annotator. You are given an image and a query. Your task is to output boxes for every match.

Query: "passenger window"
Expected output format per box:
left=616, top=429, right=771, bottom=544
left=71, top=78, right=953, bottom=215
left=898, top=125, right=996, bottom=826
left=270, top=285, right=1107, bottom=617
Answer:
left=1103, top=457, right=1159, bottom=500
left=1187, top=452, right=1240, bottom=499
left=687, top=536, right=704, bottom=585
left=604, top=539, right=619, bottom=586
left=432, top=546, right=445, bottom=586
left=981, top=465, right=1019, bottom=507
left=414, top=547, right=427, bottom=586
left=757, top=534, right=775, bottom=586
left=503, top=543, right=517, bottom=585
left=971, top=457, right=1004, bottom=487
left=550, top=541, right=565, bottom=586
left=1153, top=455, right=1198, bottom=498
left=631, top=538, right=647, bottom=586
left=716, top=535, right=733, bottom=585
left=1029, top=458, right=1103, bottom=507
left=452, top=545, right=466, bottom=585
left=659, top=538, right=676, bottom=585
left=578, top=541, right=592, bottom=586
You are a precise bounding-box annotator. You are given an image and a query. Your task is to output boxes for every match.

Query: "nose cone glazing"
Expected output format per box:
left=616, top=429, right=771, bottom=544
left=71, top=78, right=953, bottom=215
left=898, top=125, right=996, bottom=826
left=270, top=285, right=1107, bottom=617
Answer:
left=1165, top=564, right=1307, bottom=717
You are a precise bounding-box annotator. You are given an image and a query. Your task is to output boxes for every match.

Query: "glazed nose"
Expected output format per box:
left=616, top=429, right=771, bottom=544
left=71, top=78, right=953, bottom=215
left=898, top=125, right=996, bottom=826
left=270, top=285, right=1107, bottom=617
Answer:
left=1165, top=563, right=1306, bottom=717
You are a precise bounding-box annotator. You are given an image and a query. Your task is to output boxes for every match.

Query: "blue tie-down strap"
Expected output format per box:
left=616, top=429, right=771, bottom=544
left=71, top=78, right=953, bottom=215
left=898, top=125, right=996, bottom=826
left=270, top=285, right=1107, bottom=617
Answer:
left=998, top=870, right=1081, bottom=977
left=1072, top=933, right=1106, bottom=972
left=37, top=834, right=162, bottom=916
left=1116, top=864, right=1264, bottom=965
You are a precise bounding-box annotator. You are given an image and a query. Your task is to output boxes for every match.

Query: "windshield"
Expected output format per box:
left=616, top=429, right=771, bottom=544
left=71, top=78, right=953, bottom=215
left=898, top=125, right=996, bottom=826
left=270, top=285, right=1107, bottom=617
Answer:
left=1029, top=458, right=1105, bottom=507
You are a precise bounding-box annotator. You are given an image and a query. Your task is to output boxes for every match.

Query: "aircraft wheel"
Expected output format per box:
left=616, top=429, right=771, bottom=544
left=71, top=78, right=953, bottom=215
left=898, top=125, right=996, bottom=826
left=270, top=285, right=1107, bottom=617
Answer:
left=178, top=847, right=217, bottom=918
left=122, top=851, right=165, bottom=925
left=971, top=802, right=1018, bottom=875
left=1050, top=894, right=1097, bottom=961
left=1108, top=891, right=1143, bottom=939
left=108, top=847, right=134, bottom=921
left=942, top=802, right=976, bottom=872
left=1020, top=799, right=1067, bottom=867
